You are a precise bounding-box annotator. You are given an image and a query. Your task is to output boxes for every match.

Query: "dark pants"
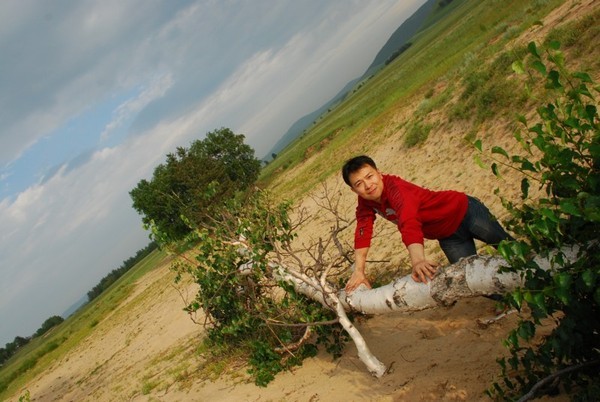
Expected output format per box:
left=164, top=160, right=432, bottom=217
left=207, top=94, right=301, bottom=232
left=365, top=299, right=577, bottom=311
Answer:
left=439, top=196, right=512, bottom=264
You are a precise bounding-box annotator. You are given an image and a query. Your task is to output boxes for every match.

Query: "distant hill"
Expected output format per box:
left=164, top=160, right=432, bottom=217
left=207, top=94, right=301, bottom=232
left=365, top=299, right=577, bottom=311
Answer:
left=361, top=0, right=438, bottom=79
left=264, top=0, right=438, bottom=161
left=62, top=294, right=88, bottom=318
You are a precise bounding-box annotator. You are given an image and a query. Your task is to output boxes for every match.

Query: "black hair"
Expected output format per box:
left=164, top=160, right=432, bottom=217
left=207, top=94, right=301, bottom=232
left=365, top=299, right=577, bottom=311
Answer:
left=341, top=155, right=377, bottom=186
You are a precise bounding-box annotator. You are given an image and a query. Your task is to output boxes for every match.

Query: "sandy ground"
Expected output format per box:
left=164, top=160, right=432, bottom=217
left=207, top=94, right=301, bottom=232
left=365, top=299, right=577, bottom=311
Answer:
left=11, top=1, right=597, bottom=401
left=16, top=261, right=532, bottom=402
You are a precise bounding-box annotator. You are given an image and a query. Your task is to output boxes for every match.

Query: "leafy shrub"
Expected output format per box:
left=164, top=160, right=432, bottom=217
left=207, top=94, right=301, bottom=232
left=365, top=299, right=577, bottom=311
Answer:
left=479, top=41, right=599, bottom=400
left=404, top=121, right=432, bottom=147
left=461, top=70, right=491, bottom=100
left=18, top=390, right=31, bottom=402
left=503, top=26, right=521, bottom=41
left=33, top=316, right=64, bottom=338
left=449, top=101, right=470, bottom=121
left=171, top=190, right=348, bottom=386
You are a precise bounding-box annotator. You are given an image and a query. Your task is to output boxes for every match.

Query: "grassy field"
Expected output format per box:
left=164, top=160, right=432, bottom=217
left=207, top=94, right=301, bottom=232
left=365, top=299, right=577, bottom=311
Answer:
left=0, top=249, right=168, bottom=399
left=258, top=0, right=598, bottom=199
left=1, top=0, right=598, bottom=399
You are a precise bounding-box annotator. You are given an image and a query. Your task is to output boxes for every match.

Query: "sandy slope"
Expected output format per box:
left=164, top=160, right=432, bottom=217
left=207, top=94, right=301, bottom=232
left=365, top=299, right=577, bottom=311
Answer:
left=12, top=1, right=597, bottom=400
left=16, top=261, right=530, bottom=402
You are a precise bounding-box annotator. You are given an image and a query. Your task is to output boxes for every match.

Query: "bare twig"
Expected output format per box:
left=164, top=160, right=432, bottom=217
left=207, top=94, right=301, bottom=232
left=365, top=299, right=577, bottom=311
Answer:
left=476, top=309, right=517, bottom=328
left=273, top=326, right=313, bottom=354
left=517, top=359, right=600, bottom=402
left=266, top=318, right=340, bottom=327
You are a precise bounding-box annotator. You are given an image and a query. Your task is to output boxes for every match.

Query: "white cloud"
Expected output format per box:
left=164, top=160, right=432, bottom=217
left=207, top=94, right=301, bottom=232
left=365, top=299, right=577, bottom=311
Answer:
left=0, top=1, right=187, bottom=165
left=100, top=74, right=174, bottom=142
left=0, top=140, right=152, bottom=339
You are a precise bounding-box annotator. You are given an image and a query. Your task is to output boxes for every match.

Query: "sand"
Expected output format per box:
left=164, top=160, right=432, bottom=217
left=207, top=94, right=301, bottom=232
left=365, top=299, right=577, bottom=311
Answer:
left=18, top=260, right=530, bottom=401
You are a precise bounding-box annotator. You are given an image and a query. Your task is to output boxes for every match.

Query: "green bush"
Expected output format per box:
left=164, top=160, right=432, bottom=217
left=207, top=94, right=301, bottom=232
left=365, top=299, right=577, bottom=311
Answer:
left=479, top=41, right=599, bottom=400
left=404, top=121, right=432, bottom=147
left=170, top=190, right=348, bottom=386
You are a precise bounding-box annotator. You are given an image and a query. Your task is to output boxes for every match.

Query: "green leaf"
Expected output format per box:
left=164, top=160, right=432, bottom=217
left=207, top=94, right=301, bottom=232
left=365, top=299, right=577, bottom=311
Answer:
left=584, top=105, right=597, bottom=122
left=573, top=71, right=593, bottom=83
left=577, top=191, right=590, bottom=200
left=473, top=139, right=483, bottom=152
left=555, top=287, right=570, bottom=305
left=546, top=70, right=562, bottom=89
left=551, top=51, right=565, bottom=68
left=532, top=60, right=547, bottom=76
left=511, top=289, right=523, bottom=309
left=517, top=321, right=535, bottom=340
left=521, top=178, right=530, bottom=199
left=533, top=293, right=547, bottom=314
left=491, top=146, right=510, bottom=159
left=577, top=83, right=593, bottom=99
left=513, top=130, right=531, bottom=153
left=554, top=272, right=572, bottom=289
left=559, top=200, right=581, bottom=217
left=520, top=159, right=536, bottom=172
left=491, top=163, right=500, bottom=177
left=540, top=208, right=559, bottom=222
left=564, top=116, right=580, bottom=128
left=528, top=41, right=540, bottom=58
left=512, top=60, right=525, bottom=74
left=474, top=154, right=487, bottom=169
left=547, top=40, right=560, bottom=50
left=581, top=269, right=596, bottom=289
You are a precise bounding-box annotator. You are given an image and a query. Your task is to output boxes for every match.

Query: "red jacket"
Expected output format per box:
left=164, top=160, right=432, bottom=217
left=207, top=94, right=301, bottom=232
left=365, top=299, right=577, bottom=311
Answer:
left=354, top=174, right=468, bottom=249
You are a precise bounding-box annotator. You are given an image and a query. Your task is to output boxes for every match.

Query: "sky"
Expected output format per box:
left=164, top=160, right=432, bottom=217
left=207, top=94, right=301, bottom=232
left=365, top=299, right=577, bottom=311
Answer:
left=0, top=0, right=427, bottom=346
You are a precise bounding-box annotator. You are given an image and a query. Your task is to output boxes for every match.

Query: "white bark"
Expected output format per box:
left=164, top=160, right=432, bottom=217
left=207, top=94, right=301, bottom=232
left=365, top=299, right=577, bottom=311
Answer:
left=342, top=254, right=518, bottom=314
left=332, top=293, right=387, bottom=377
left=280, top=246, right=579, bottom=315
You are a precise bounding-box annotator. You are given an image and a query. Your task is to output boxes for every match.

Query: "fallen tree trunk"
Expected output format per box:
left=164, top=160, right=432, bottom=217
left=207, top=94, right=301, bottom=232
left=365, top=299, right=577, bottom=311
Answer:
left=265, top=246, right=580, bottom=377
left=272, top=255, right=512, bottom=321
left=276, top=246, right=580, bottom=315
left=342, top=254, right=518, bottom=314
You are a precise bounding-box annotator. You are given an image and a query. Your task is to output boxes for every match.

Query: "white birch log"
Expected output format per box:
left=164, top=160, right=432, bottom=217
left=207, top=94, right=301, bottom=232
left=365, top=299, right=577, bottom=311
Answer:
left=275, top=245, right=580, bottom=315
left=341, top=254, right=518, bottom=314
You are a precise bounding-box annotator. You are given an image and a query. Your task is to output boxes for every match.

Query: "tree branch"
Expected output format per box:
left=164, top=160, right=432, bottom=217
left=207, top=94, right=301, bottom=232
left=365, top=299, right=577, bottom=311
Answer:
left=517, top=359, right=600, bottom=402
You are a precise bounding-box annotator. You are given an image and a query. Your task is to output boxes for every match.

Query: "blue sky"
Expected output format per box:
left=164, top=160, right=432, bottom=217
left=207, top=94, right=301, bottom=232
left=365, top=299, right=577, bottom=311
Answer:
left=0, top=0, right=427, bottom=345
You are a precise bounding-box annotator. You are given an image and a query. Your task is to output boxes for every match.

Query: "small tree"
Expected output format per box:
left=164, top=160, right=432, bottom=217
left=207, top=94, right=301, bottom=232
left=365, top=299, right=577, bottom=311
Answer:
left=130, top=128, right=261, bottom=242
left=34, top=315, right=64, bottom=338
left=477, top=42, right=599, bottom=400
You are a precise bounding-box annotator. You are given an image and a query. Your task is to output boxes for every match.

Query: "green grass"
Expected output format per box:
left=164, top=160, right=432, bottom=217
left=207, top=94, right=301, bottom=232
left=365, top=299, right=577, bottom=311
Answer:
left=544, top=6, right=600, bottom=63
left=141, top=379, right=160, bottom=395
left=0, top=249, right=167, bottom=400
